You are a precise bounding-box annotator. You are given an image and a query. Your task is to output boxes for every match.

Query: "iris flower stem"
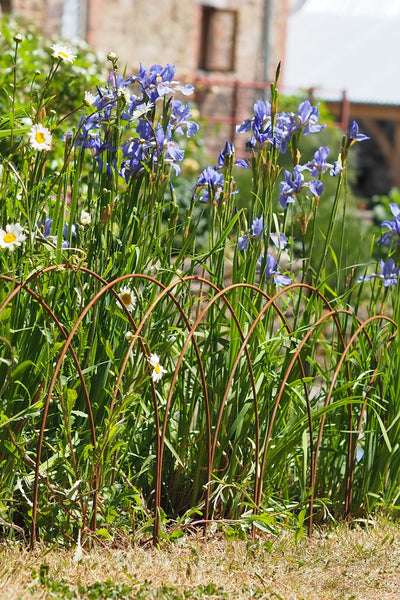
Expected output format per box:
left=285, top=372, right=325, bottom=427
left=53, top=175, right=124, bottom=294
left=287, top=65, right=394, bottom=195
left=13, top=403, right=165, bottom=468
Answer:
left=315, top=167, right=345, bottom=289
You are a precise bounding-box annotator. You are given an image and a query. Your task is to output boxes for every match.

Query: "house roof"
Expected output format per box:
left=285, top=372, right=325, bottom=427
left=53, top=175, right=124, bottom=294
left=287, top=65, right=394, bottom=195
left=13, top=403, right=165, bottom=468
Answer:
left=282, top=0, right=400, bottom=105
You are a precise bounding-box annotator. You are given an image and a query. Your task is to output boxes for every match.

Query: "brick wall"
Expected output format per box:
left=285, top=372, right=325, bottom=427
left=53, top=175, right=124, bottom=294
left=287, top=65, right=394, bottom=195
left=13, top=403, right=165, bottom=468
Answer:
left=8, top=0, right=290, bottom=84
left=86, top=0, right=202, bottom=80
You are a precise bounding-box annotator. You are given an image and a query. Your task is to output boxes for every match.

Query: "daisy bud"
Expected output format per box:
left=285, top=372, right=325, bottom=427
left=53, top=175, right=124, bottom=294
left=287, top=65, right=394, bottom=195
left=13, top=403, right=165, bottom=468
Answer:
left=107, top=51, right=118, bottom=63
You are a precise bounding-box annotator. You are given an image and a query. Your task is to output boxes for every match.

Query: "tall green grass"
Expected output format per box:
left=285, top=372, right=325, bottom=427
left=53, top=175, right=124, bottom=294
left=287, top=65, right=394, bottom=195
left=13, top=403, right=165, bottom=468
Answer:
left=0, top=33, right=398, bottom=550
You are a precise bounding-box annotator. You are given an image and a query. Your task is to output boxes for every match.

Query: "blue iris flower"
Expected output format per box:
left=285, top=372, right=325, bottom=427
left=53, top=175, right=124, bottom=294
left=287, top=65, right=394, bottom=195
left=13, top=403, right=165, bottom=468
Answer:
left=237, top=98, right=324, bottom=152
left=237, top=234, right=249, bottom=251
left=192, top=166, right=225, bottom=204
left=119, top=138, right=147, bottom=181
left=305, top=146, right=342, bottom=177
left=278, top=166, right=323, bottom=209
left=357, top=258, right=399, bottom=287
left=348, top=121, right=370, bottom=143
left=296, top=100, right=325, bottom=135
left=131, top=63, right=194, bottom=103
left=40, top=216, right=76, bottom=249
left=251, top=215, right=264, bottom=238
left=258, top=253, right=292, bottom=287
left=171, top=101, right=199, bottom=138
left=377, top=203, right=400, bottom=246
left=218, top=141, right=248, bottom=169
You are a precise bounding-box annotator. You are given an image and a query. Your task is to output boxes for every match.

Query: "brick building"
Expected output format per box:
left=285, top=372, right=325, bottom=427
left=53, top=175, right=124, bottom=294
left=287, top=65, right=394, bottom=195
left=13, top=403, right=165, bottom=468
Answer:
left=1, top=0, right=290, bottom=82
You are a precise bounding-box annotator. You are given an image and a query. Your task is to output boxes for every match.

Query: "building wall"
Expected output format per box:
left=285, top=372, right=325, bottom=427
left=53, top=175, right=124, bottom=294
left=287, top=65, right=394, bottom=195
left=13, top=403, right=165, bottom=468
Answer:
left=86, top=0, right=202, bottom=79
left=5, top=0, right=289, bottom=84
left=11, top=0, right=64, bottom=39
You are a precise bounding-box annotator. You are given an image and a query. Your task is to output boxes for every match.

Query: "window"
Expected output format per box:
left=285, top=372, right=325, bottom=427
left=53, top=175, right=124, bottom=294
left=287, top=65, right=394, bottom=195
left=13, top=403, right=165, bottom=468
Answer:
left=0, top=0, right=11, bottom=12
left=199, top=6, right=238, bottom=72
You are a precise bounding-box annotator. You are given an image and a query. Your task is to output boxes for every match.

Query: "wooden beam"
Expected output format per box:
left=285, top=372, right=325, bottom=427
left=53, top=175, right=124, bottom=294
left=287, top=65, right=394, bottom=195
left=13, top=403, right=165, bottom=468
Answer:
left=326, top=101, right=400, bottom=122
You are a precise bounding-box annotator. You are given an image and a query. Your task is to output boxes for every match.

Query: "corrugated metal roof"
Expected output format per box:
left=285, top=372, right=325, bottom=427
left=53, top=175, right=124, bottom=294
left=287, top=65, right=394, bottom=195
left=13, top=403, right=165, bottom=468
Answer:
left=283, top=0, right=400, bottom=105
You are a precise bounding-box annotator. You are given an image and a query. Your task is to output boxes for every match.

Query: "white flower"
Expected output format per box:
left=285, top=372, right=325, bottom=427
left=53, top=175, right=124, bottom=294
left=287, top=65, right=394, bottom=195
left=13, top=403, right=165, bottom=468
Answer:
left=118, top=286, right=136, bottom=312
left=28, top=124, right=52, bottom=151
left=73, top=530, right=83, bottom=563
left=130, top=101, right=153, bottom=121
left=50, top=43, right=76, bottom=64
left=117, top=87, right=131, bottom=104
left=74, top=283, right=88, bottom=308
left=80, top=210, right=92, bottom=226
left=83, top=91, right=96, bottom=106
left=125, top=330, right=134, bottom=341
left=148, top=353, right=167, bottom=383
left=0, top=223, right=26, bottom=251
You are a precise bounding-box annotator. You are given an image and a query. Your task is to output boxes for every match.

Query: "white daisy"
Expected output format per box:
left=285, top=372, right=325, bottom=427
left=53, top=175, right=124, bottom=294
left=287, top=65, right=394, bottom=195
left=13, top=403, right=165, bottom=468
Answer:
left=148, top=353, right=167, bottom=383
left=80, top=210, right=92, bottom=226
left=28, top=124, right=52, bottom=151
left=83, top=91, right=96, bottom=106
left=50, top=43, right=76, bottom=64
left=73, top=530, right=83, bottom=563
left=0, top=223, right=26, bottom=251
left=118, top=286, right=136, bottom=312
left=130, top=102, right=153, bottom=121
left=117, top=87, right=131, bottom=104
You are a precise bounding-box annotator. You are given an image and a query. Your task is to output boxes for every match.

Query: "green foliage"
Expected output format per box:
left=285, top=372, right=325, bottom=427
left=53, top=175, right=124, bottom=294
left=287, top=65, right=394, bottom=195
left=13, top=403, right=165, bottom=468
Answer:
left=0, top=15, right=105, bottom=118
left=0, top=31, right=399, bottom=551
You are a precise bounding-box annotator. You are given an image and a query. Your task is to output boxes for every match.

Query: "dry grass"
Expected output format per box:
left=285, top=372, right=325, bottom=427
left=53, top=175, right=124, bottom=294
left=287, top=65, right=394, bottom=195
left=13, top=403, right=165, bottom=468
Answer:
left=1, top=519, right=400, bottom=599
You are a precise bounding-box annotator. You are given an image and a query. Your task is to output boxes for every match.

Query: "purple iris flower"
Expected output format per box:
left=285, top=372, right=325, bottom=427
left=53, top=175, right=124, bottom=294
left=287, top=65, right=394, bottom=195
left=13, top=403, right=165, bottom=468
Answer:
left=237, top=215, right=264, bottom=251
left=270, top=231, right=288, bottom=250
left=306, top=146, right=330, bottom=175
left=305, top=146, right=343, bottom=177
left=296, top=100, right=325, bottom=135
left=278, top=166, right=324, bottom=208
left=131, top=63, right=194, bottom=103
left=193, top=165, right=225, bottom=203
left=357, top=258, right=399, bottom=287
left=348, top=121, right=370, bottom=143
left=252, top=215, right=264, bottom=238
left=237, top=97, right=325, bottom=152
left=236, top=99, right=277, bottom=149
left=77, top=134, right=115, bottom=176
left=171, top=100, right=199, bottom=138
left=41, top=216, right=75, bottom=249
left=258, top=253, right=292, bottom=286
left=218, top=141, right=248, bottom=169
left=237, top=234, right=249, bottom=251
left=377, top=202, right=400, bottom=245
left=154, top=123, right=185, bottom=175
left=237, top=99, right=271, bottom=135
left=119, top=138, right=147, bottom=181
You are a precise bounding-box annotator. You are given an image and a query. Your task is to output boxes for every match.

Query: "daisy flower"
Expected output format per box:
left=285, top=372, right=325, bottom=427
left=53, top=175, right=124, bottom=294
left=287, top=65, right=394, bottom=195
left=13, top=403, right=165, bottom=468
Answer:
left=73, top=530, right=83, bottom=563
left=50, top=43, right=76, bottom=64
left=83, top=91, right=96, bottom=107
left=0, top=223, right=26, bottom=251
left=148, top=353, right=167, bottom=383
left=118, top=286, right=136, bottom=312
left=80, top=210, right=92, bottom=226
left=28, top=124, right=52, bottom=151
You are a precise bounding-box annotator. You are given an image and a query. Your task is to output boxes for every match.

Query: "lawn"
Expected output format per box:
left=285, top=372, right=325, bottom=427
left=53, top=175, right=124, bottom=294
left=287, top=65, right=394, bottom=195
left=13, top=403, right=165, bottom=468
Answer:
left=1, top=519, right=400, bottom=599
